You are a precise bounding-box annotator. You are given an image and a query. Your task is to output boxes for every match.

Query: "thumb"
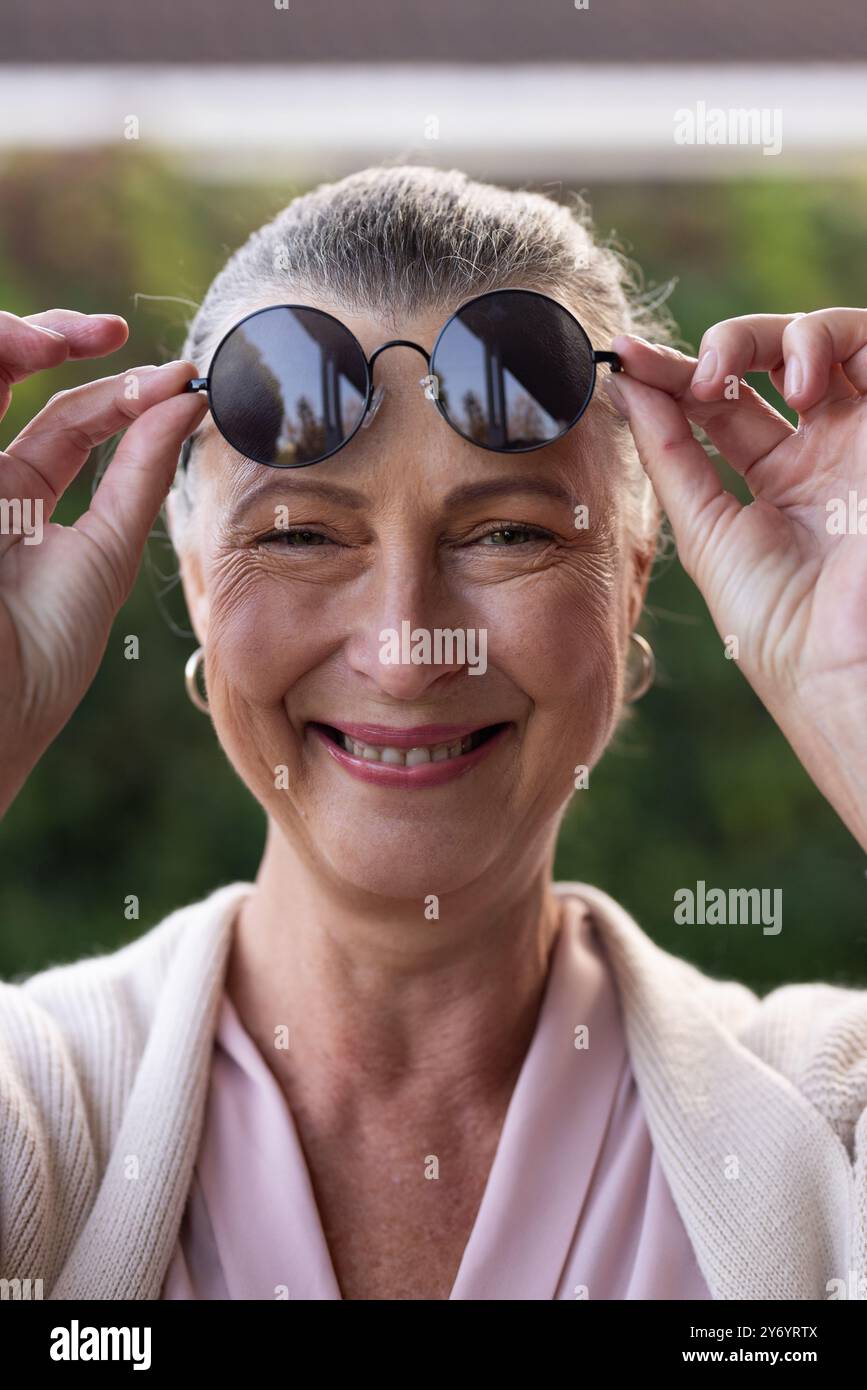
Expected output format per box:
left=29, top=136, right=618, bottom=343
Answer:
left=603, top=373, right=740, bottom=583
left=74, top=381, right=207, bottom=604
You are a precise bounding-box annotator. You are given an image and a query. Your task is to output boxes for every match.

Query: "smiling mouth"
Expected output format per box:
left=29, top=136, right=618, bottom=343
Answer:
left=309, top=722, right=508, bottom=767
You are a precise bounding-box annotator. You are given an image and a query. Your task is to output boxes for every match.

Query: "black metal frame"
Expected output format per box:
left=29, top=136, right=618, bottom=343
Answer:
left=183, top=288, right=622, bottom=470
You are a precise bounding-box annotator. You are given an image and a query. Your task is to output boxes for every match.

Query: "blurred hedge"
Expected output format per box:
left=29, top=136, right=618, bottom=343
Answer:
left=0, top=149, right=865, bottom=990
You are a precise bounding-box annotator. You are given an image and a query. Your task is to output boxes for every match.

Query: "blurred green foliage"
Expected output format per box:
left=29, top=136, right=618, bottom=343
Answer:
left=0, top=150, right=865, bottom=990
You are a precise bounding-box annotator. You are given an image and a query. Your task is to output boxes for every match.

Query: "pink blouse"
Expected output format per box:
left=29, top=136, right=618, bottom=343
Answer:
left=162, top=895, right=712, bottom=1300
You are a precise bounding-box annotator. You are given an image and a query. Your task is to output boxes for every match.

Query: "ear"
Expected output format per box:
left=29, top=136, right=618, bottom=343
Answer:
left=166, top=490, right=209, bottom=646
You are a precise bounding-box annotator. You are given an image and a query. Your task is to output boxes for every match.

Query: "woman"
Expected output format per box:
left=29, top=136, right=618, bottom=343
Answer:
left=0, top=165, right=865, bottom=1302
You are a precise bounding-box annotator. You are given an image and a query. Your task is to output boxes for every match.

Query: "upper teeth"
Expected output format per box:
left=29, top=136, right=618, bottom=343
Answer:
left=337, top=733, right=477, bottom=764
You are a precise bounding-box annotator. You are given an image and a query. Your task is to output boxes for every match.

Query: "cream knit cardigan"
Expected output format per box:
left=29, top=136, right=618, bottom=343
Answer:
left=1, top=880, right=866, bottom=1300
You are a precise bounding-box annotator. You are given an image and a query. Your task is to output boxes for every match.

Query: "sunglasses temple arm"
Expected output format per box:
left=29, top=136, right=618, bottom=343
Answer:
left=593, top=351, right=622, bottom=373
left=179, top=379, right=208, bottom=471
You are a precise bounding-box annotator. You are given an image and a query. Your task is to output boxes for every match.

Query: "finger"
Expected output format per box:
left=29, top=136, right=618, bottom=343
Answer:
left=808, top=361, right=862, bottom=410
left=839, top=344, right=867, bottom=396
left=688, top=309, right=867, bottom=413
left=604, top=373, right=740, bottom=588
left=73, top=390, right=207, bottom=607
left=779, top=310, right=867, bottom=410
left=0, top=310, right=128, bottom=421
left=0, top=362, right=199, bottom=561
left=6, top=360, right=192, bottom=486
left=764, top=360, right=857, bottom=411
left=0, top=312, right=69, bottom=419
left=23, top=310, right=129, bottom=361
left=688, top=313, right=802, bottom=402
left=612, top=334, right=794, bottom=476
left=687, top=313, right=799, bottom=398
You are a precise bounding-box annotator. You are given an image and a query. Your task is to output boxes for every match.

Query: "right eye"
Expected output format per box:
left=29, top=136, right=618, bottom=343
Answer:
left=258, top=528, right=334, bottom=547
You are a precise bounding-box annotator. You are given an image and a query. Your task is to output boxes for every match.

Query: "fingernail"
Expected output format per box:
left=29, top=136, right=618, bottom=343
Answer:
left=784, top=356, right=802, bottom=397
left=33, top=324, right=66, bottom=342
left=603, top=377, right=629, bottom=418
left=692, top=349, right=718, bottom=384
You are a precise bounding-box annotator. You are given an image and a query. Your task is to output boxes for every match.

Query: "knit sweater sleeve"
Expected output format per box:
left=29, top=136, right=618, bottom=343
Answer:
left=738, top=981, right=867, bottom=1159
left=0, top=983, right=98, bottom=1288
left=0, top=888, right=240, bottom=1294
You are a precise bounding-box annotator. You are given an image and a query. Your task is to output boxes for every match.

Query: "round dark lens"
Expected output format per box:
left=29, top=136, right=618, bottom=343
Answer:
left=430, top=291, right=595, bottom=451
left=208, top=307, right=369, bottom=466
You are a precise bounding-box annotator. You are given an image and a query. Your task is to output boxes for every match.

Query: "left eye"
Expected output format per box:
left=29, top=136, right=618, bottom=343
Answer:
left=478, top=527, right=549, bottom=546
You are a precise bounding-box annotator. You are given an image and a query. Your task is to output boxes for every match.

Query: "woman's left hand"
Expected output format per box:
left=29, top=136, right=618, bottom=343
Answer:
left=606, top=309, right=867, bottom=850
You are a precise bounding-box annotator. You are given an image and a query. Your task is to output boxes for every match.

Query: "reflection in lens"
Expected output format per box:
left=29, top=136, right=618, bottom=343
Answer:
left=209, top=307, right=369, bottom=466
left=431, top=291, right=594, bottom=450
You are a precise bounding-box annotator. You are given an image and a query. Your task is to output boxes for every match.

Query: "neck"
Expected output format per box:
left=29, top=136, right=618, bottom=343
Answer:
left=227, top=821, right=563, bottom=1112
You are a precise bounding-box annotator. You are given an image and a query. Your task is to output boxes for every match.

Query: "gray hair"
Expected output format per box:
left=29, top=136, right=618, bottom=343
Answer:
left=173, top=163, right=676, bottom=546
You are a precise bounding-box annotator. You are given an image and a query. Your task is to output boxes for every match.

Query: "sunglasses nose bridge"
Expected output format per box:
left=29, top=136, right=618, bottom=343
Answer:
left=368, top=338, right=431, bottom=377
left=365, top=338, right=435, bottom=420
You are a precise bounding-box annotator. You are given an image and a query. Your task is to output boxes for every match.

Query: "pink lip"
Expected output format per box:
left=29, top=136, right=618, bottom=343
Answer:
left=309, top=723, right=511, bottom=788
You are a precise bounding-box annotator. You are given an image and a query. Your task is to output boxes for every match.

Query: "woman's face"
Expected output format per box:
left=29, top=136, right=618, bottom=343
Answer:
left=172, top=294, right=651, bottom=899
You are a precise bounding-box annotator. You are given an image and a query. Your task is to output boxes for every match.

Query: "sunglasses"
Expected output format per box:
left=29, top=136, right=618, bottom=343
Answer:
left=182, top=287, right=621, bottom=470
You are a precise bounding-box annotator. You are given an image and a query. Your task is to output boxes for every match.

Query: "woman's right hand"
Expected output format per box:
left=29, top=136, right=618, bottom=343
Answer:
left=0, top=309, right=207, bottom=816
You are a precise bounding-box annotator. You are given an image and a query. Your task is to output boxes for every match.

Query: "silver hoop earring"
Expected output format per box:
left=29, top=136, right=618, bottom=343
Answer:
left=184, top=647, right=210, bottom=714
left=625, top=632, right=655, bottom=703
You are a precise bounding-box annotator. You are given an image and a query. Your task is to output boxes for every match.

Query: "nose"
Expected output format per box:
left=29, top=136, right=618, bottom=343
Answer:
left=345, top=570, right=473, bottom=701
left=349, top=629, right=470, bottom=700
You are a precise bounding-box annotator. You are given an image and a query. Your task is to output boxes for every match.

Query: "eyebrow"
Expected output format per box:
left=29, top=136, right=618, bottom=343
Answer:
left=228, top=472, right=576, bottom=522
left=442, top=477, right=575, bottom=508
